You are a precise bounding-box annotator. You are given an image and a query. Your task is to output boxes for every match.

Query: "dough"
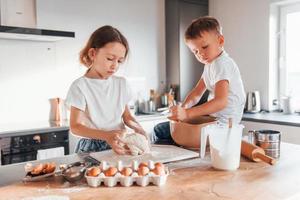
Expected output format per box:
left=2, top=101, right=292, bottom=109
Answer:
left=121, top=133, right=151, bottom=156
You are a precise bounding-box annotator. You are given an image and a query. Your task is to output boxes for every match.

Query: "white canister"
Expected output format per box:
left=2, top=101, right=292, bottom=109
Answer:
left=281, top=96, right=294, bottom=114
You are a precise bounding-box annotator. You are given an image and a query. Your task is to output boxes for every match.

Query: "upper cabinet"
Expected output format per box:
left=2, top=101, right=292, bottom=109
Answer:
left=0, top=0, right=75, bottom=42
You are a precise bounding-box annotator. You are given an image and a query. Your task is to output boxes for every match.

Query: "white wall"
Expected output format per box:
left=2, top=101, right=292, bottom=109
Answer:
left=0, top=0, right=166, bottom=124
left=209, top=0, right=271, bottom=110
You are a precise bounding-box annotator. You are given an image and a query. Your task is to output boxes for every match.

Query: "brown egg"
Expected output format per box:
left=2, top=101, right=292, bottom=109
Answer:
left=31, top=163, right=44, bottom=175
left=152, top=165, right=165, bottom=176
left=138, top=166, right=150, bottom=176
left=87, top=167, right=101, bottom=177
left=43, top=162, right=56, bottom=174
left=154, top=162, right=165, bottom=170
left=138, top=162, right=148, bottom=168
left=121, top=167, right=133, bottom=176
left=104, top=167, right=118, bottom=177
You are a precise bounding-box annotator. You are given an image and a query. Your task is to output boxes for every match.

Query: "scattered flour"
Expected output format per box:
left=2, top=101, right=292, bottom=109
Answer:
left=22, top=196, right=69, bottom=200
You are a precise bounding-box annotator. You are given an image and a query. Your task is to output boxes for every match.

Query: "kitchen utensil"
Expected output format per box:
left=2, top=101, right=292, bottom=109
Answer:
left=248, top=130, right=281, bottom=159
left=61, top=162, right=89, bottom=183
left=170, top=116, right=216, bottom=148
left=200, top=123, right=244, bottom=170
left=161, top=94, right=168, bottom=107
left=241, top=140, right=276, bottom=165
left=245, top=91, right=261, bottom=113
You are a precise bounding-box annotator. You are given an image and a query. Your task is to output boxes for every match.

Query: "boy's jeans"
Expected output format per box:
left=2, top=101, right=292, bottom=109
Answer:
left=153, top=121, right=176, bottom=145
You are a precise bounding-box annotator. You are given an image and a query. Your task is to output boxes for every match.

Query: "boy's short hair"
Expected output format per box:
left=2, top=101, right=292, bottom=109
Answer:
left=185, top=16, right=222, bottom=40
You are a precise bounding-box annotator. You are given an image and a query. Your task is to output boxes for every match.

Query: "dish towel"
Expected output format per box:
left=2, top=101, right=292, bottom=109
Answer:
left=37, top=146, right=65, bottom=160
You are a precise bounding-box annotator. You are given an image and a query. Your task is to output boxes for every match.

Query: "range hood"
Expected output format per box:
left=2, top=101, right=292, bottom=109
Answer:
left=0, top=25, right=75, bottom=42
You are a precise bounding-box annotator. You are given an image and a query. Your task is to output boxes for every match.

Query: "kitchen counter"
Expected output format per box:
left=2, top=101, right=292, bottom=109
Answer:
left=243, top=112, right=300, bottom=127
left=0, top=142, right=300, bottom=200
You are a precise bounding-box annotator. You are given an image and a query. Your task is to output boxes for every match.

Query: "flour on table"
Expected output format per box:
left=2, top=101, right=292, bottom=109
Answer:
left=22, top=195, right=69, bottom=200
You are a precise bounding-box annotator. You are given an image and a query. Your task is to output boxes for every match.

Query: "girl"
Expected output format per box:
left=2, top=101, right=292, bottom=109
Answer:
left=65, top=25, right=147, bottom=154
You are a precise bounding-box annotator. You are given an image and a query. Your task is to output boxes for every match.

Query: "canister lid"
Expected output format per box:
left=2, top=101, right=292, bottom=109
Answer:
left=255, top=130, right=281, bottom=141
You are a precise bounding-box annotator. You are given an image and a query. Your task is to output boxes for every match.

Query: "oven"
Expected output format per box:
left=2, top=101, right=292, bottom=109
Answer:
left=0, top=130, right=69, bottom=165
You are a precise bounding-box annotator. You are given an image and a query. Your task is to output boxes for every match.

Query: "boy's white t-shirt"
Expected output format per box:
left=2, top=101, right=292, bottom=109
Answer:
left=65, top=75, right=132, bottom=131
left=201, top=51, right=246, bottom=124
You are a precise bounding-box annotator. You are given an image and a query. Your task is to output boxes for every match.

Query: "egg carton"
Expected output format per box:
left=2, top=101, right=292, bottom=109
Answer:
left=85, top=160, right=169, bottom=187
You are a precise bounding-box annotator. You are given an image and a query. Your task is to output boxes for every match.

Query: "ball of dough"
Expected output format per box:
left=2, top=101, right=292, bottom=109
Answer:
left=121, top=133, right=151, bottom=156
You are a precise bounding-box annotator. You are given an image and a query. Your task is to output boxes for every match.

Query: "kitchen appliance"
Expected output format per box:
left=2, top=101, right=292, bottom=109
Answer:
left=0, top=130, right=69, bottom=165
left=138, top=100, right=156, bottom=114
left=200, top=123, right=244, bottom=170
left=248, top=130, right=281, bottom=159
left=0, top=0, right=75, bottom=41
left=245, top=91, right=261, bottom=113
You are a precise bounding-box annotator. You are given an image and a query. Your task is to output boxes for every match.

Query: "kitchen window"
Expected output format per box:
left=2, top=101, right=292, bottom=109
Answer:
left=278, top=3, right=300, bottom=106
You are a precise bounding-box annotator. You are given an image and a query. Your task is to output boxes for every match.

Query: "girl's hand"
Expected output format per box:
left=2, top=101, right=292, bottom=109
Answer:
left=169, top=105, right=188, bottom=122
left=105, top=130, right=130, bottom=155
left=133, top=127, right=149, bottom=141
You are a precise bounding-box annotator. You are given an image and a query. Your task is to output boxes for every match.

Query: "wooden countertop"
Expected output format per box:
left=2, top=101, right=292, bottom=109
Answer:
left=0, top=143, right=300, bottom=200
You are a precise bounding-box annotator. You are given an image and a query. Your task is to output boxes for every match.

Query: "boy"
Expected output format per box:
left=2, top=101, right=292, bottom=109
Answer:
left=154, top=16, right=245, bottom=144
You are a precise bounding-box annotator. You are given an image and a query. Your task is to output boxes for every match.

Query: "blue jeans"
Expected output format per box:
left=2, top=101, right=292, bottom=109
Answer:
left=153, top=122, right=176, bottom=145
left=75, top=138, right=111, bottom=153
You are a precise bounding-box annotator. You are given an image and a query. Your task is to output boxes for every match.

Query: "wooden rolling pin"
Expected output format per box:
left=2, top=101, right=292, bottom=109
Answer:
left=241, top=140, right=276, bottom=165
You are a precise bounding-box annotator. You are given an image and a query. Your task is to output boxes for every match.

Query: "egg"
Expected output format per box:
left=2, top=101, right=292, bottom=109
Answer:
left=154, top=162, right=165, bottom=170
left=104, top=167, right=118, bottom=177
left=44, top=162, right=56, bottom=174
left=138, top=166, right=149, bottom=176
left=121, top=167, right=133, bottom=176
left=138, top=162, right=148, bottom=168
left=87, top=167, right=101, bottom=177
left=31, top=163, right=44, bottom=175
left=152, top=165, right=165, bottom=176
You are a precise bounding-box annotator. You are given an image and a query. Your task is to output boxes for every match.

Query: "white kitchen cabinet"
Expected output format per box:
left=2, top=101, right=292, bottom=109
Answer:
left=0, top=0, right=36, bottom=27
left=241, top=120, right=300, bottom=145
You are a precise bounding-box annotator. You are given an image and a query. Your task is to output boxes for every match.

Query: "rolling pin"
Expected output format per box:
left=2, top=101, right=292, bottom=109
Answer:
left=241, top=140, right=276, bottom=165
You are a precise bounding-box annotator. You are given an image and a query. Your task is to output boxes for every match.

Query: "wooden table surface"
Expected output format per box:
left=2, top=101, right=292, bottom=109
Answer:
left=0, top=143, right=300, bottom=200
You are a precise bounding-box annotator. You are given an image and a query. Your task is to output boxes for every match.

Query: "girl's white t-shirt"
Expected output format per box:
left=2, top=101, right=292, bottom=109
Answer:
left=201, top=51, right=246, bottom=124
left=65, top=75, right=132, bottom=131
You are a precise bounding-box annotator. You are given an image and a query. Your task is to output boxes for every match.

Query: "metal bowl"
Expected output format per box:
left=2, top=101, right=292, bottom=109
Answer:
left=62, top=164, right=86, bottom=183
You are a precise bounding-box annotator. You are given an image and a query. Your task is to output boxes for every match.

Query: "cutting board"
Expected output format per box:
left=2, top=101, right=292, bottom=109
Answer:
left=89, top=145, right=199, bottom=165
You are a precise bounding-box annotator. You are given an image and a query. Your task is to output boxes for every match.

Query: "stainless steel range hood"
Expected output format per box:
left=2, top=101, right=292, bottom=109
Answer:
left=0, top=25, right=75, bottom=42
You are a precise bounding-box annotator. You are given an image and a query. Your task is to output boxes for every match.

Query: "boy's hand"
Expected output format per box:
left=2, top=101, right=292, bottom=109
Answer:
left=169, top=105, right=188, bottom=122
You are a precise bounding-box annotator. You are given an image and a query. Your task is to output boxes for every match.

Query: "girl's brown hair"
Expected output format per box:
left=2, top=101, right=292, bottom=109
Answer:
left=185, top=16, right=222, bottom=40
left=79, top=25, right=129, bottom=67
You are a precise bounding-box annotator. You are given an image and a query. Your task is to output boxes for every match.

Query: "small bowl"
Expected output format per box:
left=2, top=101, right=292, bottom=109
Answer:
left=170, top=116, right=216, bottom=149
left=62, top=165, right=86, bottom=182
